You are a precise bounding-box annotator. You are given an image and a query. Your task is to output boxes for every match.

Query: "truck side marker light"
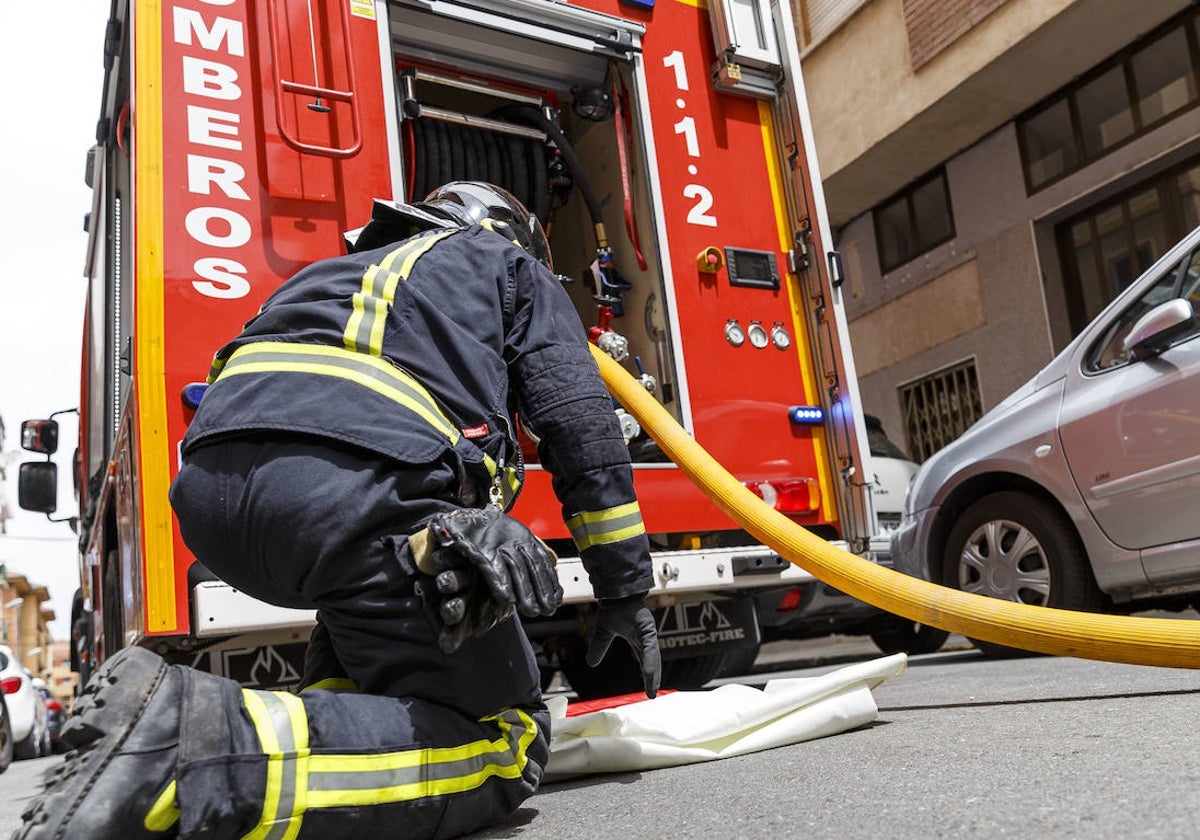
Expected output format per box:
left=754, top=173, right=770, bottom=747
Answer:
left=788, top=405, right=824, bottom=425
left=181, top=382, right=209, bottom=409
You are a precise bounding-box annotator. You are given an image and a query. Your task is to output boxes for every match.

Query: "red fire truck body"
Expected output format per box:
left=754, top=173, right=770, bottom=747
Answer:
left=54, top=0, right=879, bottom=694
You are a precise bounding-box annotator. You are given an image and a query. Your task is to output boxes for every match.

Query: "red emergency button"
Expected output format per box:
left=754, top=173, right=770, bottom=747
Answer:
left=697, top=246, right=724, bottom=273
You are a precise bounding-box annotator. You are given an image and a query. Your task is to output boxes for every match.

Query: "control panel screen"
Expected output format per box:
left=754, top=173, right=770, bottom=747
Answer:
left=724, top=247, right=780, bottom=290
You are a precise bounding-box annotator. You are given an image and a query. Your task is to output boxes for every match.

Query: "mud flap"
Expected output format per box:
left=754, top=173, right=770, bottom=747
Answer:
left=654, top=596, right=760, bottom=661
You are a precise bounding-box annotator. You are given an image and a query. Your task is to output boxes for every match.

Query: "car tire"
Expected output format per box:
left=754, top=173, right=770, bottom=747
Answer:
left=943, top=491, right=1103, bottom=658
left=0, top=697, right=13, bottom=773
left=14, top=724, right=42, bottom=761
left=38, top=722, right=52, bottom=758
left=868, top=615, right=949, bottom=655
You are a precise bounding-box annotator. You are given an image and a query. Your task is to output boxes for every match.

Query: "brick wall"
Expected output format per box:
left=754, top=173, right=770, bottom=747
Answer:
left=903, top=0, right=1009, bottom=70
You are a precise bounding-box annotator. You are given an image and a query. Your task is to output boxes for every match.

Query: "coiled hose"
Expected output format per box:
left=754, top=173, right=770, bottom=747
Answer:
left=590, top=344, right=1200, bottom=669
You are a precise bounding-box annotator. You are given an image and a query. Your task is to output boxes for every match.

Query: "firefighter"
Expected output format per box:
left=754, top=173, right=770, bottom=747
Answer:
left=20, top=182, right=660, bottom=839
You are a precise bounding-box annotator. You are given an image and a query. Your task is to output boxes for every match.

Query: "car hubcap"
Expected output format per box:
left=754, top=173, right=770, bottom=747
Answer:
left=958, top=519, right=1051, bottom=604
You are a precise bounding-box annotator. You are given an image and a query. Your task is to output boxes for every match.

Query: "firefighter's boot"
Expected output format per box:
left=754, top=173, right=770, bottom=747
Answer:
left=17, top=645, right=202, bottom=839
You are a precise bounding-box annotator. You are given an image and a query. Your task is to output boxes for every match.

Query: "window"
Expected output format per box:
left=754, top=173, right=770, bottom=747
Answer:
left=1132, top=26, right=1196, bottom=125
left=1020, top=100, right=1076, bottom=188
left=898, top=359, right=983, bottom=462
left=1018, top=7, right=1200, bottom=192
left=1076, top=66, right=1134, bottom=158
left=873, top=169, right=955, bottom=273
left=1057, top=156, right=1200, bottom=334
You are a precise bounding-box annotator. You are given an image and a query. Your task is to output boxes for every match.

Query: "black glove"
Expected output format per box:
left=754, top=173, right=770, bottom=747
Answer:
left=417, top=507, right=564, bottom=654
left=419, top=564, right=512, bottom=655
left=586, top=593, right=662, bottom=698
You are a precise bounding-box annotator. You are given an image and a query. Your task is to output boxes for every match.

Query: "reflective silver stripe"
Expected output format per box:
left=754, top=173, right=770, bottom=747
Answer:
left=304, top=708, right=536, bottom=809
left=241, top=689, right=310, bottom=840
left=565, top=501, right=646, bottom=551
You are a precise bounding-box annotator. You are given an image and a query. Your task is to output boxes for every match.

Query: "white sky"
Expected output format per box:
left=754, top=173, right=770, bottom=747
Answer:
left=0, top=5, right=113, bottom=639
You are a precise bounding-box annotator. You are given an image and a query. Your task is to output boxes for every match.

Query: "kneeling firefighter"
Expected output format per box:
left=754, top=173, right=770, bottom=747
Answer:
left=19, top=182, right=661, bottom=839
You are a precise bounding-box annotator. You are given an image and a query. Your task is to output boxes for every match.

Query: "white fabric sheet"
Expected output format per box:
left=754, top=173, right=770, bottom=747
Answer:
left=544, top=653, right=907, bottom=781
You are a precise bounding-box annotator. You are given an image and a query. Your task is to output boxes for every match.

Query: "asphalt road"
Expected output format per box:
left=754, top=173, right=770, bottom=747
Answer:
left=484, top=634, right=1200, bottom=840
left=3, top=633, right=1199, bottom=838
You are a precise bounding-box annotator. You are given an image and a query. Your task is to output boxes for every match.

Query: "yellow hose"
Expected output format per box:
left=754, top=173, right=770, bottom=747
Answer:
left=591, top=344, right=1200, bottom=669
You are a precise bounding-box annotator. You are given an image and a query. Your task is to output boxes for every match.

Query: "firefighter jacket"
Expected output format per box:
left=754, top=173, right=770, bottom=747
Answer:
left=183, top=226, right=653, bottom=600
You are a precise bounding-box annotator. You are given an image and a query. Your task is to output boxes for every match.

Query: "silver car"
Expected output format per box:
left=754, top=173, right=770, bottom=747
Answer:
left=892, top=224, right=1200, bottom=655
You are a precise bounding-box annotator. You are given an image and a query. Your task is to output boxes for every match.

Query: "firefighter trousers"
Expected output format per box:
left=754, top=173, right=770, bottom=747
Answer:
left=168, top=434, right=549, bottom=838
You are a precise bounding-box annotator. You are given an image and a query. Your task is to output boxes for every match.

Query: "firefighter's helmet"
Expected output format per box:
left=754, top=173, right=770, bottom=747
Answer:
left=347, top=181, right=552, bottom=270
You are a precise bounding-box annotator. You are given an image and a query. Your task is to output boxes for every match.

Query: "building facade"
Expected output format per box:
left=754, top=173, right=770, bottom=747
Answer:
left=0, top=571, right=55, bottom=677
left=797, top=0, right=1199, bottom=459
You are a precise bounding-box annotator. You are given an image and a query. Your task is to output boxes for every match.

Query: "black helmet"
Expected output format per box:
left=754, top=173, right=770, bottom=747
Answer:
left=347, top=181, right=553, bottom=269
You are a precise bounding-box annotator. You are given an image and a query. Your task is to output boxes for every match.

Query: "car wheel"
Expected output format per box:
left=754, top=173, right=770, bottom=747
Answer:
left=868, top=615, right=949, bottom=655
left=14, top=724, right=42, bottom=761
left=38, top=722, right=52, bottom=758
left=943, top=491, right=1103, bottom=658
left=0, top=698, right=13, bottom=773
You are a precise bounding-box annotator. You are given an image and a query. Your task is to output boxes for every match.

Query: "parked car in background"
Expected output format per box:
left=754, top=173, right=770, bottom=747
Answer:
left=864, top=414, right=920, bottom=536
left=750, top=415, right=949, bottom=658
left=33, top=678, right=66, bottom=745
left=0, top=645, right=50, bottom=759
left=892, top=224, right=1200, bottom=656
left=0, top=691, right=13, bottom=773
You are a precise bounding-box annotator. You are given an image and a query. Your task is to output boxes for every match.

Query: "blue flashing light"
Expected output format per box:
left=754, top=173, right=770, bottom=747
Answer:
left=620, top=0, right=654, bottom=9
left=181, top=382, right=209, bottom=409
left=788, top=405, right=825, bottom=426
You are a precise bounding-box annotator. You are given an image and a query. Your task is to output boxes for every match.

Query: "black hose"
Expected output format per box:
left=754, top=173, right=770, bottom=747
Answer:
left=492, top=103, right=603, bottom=235
left=432, top=119, right=453, bottom=187
left=482, top=128, right=505, bottom=186
left=527, top=136, right=550, bottom=224
left=464, top=126, right=485, bottom=182
left=412, top=118, right=431, bottom=199
left=449, top=123, right=466, bottom=181
left=504, top=133, right=529, bottom=209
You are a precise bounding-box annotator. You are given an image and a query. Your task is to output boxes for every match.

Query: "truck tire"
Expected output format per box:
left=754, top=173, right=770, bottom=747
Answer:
left=561, top=649, right=734, bottom=700
left=868, top=615, right=949, bottom=655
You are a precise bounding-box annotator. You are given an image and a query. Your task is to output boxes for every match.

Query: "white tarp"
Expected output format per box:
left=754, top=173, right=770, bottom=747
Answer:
left=544, top=653, right=907, bottom=782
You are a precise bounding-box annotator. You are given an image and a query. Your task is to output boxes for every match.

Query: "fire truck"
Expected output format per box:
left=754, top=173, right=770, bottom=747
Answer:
left=19, top=0, right=885, bottom=698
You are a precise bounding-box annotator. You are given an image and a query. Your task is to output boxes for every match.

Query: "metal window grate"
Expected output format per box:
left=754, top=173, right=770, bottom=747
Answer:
left=899, top=359, right=983, bottom=462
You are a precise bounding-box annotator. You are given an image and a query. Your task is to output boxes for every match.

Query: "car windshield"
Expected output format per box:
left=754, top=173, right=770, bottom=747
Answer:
left=865, top=416, right=911, bottom=460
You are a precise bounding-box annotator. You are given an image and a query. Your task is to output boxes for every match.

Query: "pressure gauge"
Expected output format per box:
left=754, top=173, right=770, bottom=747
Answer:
left=771, top=324, right=791, bottom=350
left=724, top=320, right=746, bottom=347
left=748, top=322, right=769, bottom=349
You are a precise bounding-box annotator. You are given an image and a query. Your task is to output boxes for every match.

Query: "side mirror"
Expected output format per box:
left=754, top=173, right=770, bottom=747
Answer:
left=20, top=419, right=60, bottom=455
left=1122, top=298, right=1195, bottom=359
left=18, top=462, right=58, bottom=514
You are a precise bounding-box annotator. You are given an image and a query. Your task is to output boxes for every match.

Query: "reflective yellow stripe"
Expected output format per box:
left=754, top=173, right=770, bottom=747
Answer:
left=218, top=342, right=462, bottom=442
left=142, top=780, right=179, bottom=832
left=134, top=0, right=176, bottom=632
left=305, top=708, right=537, bottom=809
left=343, top=230, right=455, bottom=355
left=757, top=99, right=836, bottom=522
left=565, top=501, right=646, bottom=551
left=299, top=677, right=358, bottom=693
left=214, top=341, right=513, bottom=490
left=242, top=690, right=310, bottom=840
